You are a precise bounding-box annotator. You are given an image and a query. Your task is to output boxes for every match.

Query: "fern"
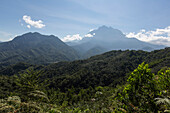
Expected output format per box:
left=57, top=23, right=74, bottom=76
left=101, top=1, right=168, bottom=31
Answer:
left=28, top=90, right=49, bottom=102
left=155, top=97, right=170, bottom=106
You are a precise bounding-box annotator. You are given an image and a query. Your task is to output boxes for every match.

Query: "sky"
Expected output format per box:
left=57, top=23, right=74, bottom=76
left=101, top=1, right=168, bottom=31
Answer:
left=0, top=0, right=170, bottom=46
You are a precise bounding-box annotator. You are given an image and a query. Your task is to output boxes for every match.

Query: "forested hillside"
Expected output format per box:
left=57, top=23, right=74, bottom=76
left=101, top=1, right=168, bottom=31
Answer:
left=1, top=48, right=169, bottom=89
left=0, top=48, right=169, bottom=112
left=0, top=32, right=79, bottom=67
left=40, top=47, right=170, bottom=91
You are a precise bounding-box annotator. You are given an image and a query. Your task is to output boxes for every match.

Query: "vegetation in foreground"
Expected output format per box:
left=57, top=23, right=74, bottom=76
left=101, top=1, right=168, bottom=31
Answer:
left=0, top=63, right=169, bottom=112
left=0, top=48, right=170, bottom=112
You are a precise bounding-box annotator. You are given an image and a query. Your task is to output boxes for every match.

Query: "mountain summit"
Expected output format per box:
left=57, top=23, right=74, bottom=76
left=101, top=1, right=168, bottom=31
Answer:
left=71, top=26, right=164, bottom=58
left=0, top=32, right=79, bottom=66
left=90, top=25, right=125, bottom=41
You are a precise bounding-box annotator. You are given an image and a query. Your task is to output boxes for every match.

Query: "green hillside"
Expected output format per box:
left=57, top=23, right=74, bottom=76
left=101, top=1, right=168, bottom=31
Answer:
left=0, top=32, right=79, bottom=67
left=40, top=47, right=170, bottom=90
left=0, top=48, right=169, bottom=112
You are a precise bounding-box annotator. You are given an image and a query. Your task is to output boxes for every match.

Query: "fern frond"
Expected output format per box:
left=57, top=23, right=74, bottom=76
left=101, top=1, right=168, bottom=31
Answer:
left=28, top=90, right=49, bottom=102
left=155, top=97, right=170, bottom=106
left=31, top=90, right=47, bottom=96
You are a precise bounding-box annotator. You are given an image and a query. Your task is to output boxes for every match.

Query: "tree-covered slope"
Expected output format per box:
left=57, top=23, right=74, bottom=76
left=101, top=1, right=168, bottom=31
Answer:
left=38, top=47, right=170, bottom=91
left=0, top=32, right=79, bottom=67
left=0, top=49, right=169, bottom=112
left=0, top=47, right=169, bottom=91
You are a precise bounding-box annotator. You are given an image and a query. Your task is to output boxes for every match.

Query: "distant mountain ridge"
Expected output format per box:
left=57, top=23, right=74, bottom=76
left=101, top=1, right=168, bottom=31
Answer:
left=0, top=26, right=166, bottom=67
left=0, top=32, right=79, bottom=67
left=70, top=26, right=165, bottom=58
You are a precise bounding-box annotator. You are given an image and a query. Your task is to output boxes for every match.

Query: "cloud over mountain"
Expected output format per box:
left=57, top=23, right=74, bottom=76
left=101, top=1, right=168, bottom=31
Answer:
left=62, top=34, right=82, bottom=42
left=62, top=32, right=95, bottom=42
left=126, top=26, right=170, bottom=46
left=84, top=33, right=95, bottom=38
left=23, top=15, right=45, bottom=29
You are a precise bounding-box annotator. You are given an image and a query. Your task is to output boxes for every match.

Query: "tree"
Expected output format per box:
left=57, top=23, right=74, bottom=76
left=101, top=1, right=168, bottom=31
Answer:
left=14, top=67, right=49, bottom=101
left=118, top=62, right=157, bottom=112
left=15, top=68, right=43, bottom=91
left=154, top=67, right=170, bottom=112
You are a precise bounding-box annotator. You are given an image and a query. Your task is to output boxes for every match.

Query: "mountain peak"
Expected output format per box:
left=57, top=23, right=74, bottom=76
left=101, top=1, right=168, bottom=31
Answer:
left=0, top=32, right=79, bottom=65
left=8, top=32, right=67, bottom=51
left=98, top=25, right=112, bottom=30
left=21, top=32, right=42, bottom=37
left=88, top=25, right=125, bottom=41
left=12, top=32, right=59, bottom=42
left=97, top=25, right=121, bottom=31
left=92, top=25, right=124, bottom=36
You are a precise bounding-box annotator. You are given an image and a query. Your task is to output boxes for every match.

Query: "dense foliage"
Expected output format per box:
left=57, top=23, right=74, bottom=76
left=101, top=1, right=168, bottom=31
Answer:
left=0, top=48, right=170, bottom=112
left=0, top=63, right=169, bottom=112
left=34, top=48, right=170, bottom=91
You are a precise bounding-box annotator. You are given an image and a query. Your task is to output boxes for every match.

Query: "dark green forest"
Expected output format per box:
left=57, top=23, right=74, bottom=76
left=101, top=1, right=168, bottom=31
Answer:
left=0, top=48, right=170, bottom=112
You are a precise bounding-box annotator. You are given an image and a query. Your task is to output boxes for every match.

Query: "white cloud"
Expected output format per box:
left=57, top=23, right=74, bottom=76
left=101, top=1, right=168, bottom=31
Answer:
left=62, top=32, right=96, bottom=42
left=23, top=15, right=45, bottom=28
left=61, top=34, right=82, bottom=42
left=27, top=25, right=31, bottom=29
left=90, top=29, right=94, bottom=32
left=89, top=28, right=97, bottom=32
left=84, top=33, right=95, bottom=38
left=126, top=26, right=170, bottom=46
left=85, top=33, right=93, bottom=37
left=62, top=28, right=96, bottom=42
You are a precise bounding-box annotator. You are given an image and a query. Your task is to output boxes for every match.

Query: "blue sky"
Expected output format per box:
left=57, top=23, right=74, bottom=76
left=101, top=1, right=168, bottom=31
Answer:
left=0, top=0, right=170, bottom=45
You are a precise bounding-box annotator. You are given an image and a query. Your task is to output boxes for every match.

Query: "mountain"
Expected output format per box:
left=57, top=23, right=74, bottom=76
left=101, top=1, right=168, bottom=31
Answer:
left=71, top=26, right=164, bottom=58
left=0, top=32, right=79, bottom=67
